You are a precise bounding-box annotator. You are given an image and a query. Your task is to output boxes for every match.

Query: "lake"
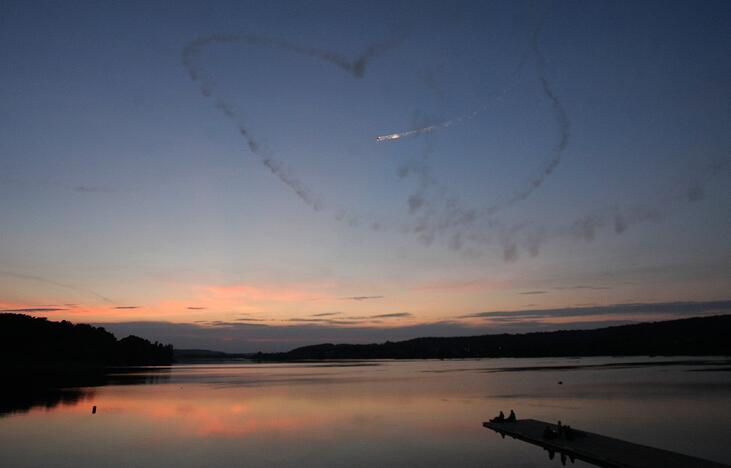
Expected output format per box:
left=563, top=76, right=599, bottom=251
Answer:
left=1, top=357, right=730, bottom=467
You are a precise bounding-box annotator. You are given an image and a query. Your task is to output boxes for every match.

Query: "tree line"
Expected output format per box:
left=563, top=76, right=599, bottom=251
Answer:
left=255, top=314, right=731, bottom=360
left=0, top=313, right=173, bottom=366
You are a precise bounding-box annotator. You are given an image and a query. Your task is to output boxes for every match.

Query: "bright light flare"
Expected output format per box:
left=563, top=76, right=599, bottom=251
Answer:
left=375, top=125, right=438, bottom=143
left=376, top=133, right=401, bottom=142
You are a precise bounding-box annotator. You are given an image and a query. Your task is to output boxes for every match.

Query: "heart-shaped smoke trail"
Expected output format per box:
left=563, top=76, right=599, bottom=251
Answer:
left=180, top=28, right=572, bottom=257
left=180, top=25, right=727, bottom=262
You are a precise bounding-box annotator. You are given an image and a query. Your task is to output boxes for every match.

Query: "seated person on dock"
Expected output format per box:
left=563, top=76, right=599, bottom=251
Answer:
left=556, top=420, right=563, bottom=437
left=490, top=411, right=506, bottom=422
left=507, top=409, right=516, bottom=422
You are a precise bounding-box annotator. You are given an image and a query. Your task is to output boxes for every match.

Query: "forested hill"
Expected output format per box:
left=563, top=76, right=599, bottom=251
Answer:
left=0, top=313, right=173, bottom=366
left=256, top=315, right=731, bottom=361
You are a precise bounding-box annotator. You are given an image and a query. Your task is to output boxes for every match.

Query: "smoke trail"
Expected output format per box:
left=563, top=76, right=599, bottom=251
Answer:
left=487, top=152, right=731, bottom=263
left=378, top=15, right=569, bottom=236
left=404, top=20, right=571, bottom=258
left=483, top=131, right=727, bottom=262
left=375, top=47, right=531, bottom=143
left=184, top=34, right=404, bottom=81
left=374, top=15, right=543, bottom=144
left=376, top=101, right=504, bottom=142
left=0, top=269, right=114, bottom=304
left=391, top=12, right=571, bottom=256
left=182, top=27, right=568, bottom=254
left=396, top=111, right=441, bottom=216
left=567, top=155, right=731, bottom=243
left=485, top=74, right=569, bottom=213
left=182, top=33, right=403, bottom=211
left=392, top=110, right=486, bottom=250
left=236, top=123, right=324, bottom=211
left=676, top=156, right=731, bottom=203
left=482, top=21, right=570, bottom=216
left=181, top=21, right=724, bottom=264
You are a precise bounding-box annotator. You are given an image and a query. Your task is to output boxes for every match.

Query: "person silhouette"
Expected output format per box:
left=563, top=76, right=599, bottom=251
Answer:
left=507, top=409, right=516, bottom=422
left=490, top=411, right=505, bottom=422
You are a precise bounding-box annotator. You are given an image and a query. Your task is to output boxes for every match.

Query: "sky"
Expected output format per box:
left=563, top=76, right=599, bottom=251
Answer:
left=1, top=0, right=730, bottom=352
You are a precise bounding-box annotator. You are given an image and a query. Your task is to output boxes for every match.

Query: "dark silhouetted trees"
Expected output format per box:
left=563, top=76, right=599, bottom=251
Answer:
left=0, top=313, right=173, bottom=366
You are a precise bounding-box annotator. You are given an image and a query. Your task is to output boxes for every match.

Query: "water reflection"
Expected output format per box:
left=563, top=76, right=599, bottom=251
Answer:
left=0, top=367, right=171, bottom=417
left=0, top=387, right=94, bottom=418
left=0, top=358, right=729, bottom=467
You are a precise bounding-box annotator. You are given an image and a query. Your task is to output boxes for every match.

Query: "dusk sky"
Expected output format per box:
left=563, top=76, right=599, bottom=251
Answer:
left=1, top=0, right=729, bottom=351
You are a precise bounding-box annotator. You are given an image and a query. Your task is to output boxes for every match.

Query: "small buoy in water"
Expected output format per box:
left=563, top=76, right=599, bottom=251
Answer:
left=558, top=381, right=563, bottom=385
left=92, top=405, right=97, bottom=414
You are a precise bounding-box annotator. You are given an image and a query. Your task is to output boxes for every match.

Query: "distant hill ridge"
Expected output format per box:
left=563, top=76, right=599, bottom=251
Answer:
left=256, top=314, right=731, bottom=360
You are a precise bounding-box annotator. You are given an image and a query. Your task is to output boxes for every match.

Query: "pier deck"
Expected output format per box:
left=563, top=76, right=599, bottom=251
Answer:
left=483, top=419, right=728, bottom=468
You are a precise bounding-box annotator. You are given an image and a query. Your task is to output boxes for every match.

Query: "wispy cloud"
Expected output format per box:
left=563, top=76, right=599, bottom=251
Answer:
left=341, top=295, right=384, bottom=301
left=518, top=290, right=547, bottom=295
left=287, top=318, right=360, bottom=325
left=554, top=285, right=612, bottom=291
left=113, top=306, right=140, bottom=310
left=73, top=185, right=111, bottom=193
left=369, top=312, right=412, bottom=319
left=193, top=320, right=234, bottom=327
left=187, top=306, right=206, bottom=310
left=342, top=312, right=413, bottom=320
left=312, top=312, right=341, bottom=317
left=462, top=300, right=731, bottom=321
left=0, top=269, right=113, bottom=303
left=1, top=307, right=67, bottom=313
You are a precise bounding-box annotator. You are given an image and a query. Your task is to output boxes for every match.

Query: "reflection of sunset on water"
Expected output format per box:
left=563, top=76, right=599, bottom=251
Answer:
left=2, top=359, right=730, bottom=467
left=92, top=387, right=331, bottom=439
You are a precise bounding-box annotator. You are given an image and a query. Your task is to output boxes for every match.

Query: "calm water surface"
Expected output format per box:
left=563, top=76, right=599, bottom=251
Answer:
left=1, top=357, right=730, bottom=467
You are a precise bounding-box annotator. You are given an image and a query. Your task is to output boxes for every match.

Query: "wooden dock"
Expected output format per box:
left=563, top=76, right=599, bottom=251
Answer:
left=483, top=419, right=729, bottom=468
